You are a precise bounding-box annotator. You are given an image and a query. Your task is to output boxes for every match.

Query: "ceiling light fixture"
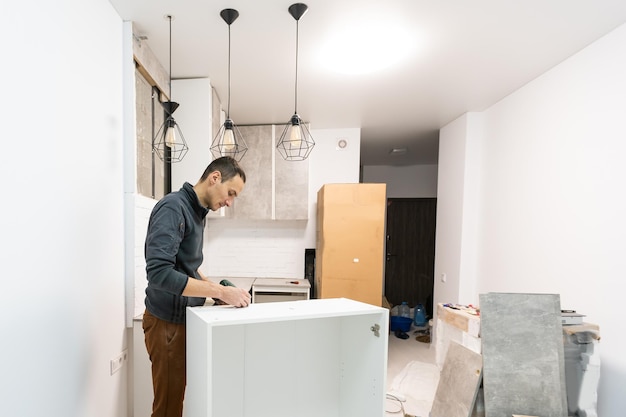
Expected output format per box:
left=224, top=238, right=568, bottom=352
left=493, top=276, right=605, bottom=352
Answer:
left=316, top=9, right=418, bottom=76
left=153, top=15, right=188, bottom=163
left=210, top=9, right=248, bottom=162
left=276, top=3, right=315, bottom=162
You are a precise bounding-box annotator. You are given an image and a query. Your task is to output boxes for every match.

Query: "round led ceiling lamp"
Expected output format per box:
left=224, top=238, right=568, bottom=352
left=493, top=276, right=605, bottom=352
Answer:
left=315, top=10, right=418, bottom=75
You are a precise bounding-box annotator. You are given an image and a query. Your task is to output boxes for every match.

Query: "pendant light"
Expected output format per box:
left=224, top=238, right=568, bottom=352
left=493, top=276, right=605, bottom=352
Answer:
left=276, top=3, right=315, bottom=161
left=210, top=9, right=248, bottom=162
left=153, top=15, right=189, bottom=163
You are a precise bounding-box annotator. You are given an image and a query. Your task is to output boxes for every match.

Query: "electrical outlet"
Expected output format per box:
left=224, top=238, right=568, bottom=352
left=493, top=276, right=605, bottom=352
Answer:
left=110, top=349, right=128, bottom=375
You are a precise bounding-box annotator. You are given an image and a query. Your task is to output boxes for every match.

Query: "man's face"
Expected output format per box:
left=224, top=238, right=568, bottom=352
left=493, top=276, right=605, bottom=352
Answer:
left=207, top=173, right=245, bottom=211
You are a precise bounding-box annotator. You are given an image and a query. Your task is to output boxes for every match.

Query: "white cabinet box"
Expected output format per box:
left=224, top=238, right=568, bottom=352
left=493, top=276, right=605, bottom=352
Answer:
left=186, top=298, right=389, bottom=417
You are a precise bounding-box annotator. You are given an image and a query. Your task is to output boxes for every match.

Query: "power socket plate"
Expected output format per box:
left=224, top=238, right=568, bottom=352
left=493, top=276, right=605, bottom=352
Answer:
left=110, top=349, right=128, bottom=375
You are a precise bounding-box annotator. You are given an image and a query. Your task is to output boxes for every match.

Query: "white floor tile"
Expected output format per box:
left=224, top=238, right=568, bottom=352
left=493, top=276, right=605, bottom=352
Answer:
left=386, top=330, right=439, bottom=417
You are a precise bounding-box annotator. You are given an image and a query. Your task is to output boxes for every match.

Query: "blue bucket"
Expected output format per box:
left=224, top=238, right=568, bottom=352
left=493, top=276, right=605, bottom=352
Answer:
left=390, top=316, right=412, bottom=332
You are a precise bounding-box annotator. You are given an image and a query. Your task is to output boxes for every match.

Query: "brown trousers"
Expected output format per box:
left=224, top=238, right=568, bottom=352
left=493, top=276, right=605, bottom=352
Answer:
left=142, top=309, right=187, bottom=417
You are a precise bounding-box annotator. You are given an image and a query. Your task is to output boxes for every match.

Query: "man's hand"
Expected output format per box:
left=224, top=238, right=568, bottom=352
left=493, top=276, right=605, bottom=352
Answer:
left=218, top=285, right=251, bottom=308
left=182, top=276, right=251, bottom=307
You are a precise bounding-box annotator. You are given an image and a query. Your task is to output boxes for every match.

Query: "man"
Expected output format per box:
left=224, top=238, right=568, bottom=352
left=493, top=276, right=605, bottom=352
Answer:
left=143, top=156, right=251, bottom=417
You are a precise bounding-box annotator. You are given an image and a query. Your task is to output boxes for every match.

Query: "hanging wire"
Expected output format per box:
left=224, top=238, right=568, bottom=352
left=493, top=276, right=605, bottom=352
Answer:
left=294, top=18, right=299, bottom=114
left=168, top=15, right=172, bottom=99
left=228, top=23, right=232, bottom=118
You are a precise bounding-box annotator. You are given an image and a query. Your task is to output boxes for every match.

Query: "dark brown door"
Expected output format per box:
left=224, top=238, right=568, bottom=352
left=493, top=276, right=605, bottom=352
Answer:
left=384, top=198, right=437, bottom=317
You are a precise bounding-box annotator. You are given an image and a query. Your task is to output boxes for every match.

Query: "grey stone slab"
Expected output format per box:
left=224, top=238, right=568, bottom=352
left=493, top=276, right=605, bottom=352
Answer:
left=431, top=341, right=483, bottom=417
left=479, top=293, right=567, bottom=417
left=231, top=125, right=273, bottom=219
left=275, top=151, right=309, bottom=220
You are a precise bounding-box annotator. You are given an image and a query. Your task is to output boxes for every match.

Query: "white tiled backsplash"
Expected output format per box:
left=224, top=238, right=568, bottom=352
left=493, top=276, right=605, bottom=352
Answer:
left=201, top=219, right=308, bottom=279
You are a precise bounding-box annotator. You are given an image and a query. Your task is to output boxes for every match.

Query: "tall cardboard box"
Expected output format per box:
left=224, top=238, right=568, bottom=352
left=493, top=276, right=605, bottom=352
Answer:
left=316, top=183, right=386, bottom=306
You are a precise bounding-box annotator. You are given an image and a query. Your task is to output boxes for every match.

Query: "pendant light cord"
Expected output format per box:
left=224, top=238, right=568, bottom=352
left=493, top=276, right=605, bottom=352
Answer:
left=294, top=20, right=299, bottom=114
left=227, top=23, right=232, bottom=119
left=168, top=15, right=172, bottom=100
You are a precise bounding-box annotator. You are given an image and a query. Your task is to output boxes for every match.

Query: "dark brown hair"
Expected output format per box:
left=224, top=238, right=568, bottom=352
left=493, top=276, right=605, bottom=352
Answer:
left=200, top=156, right=246, bottom=183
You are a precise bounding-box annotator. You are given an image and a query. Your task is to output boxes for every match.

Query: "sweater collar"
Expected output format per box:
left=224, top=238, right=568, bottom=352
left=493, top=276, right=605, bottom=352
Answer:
left=181, top=182, right=209, bottom=218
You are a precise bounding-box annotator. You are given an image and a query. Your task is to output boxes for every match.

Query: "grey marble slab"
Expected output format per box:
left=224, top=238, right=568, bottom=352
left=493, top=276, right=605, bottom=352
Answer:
left=275, top=151, right=309, bottom=220
left=479, top=293, right=567, bottom=417
left=232, top=125, right=273, bottom=219
left=431, top=341, right=483, bottom=417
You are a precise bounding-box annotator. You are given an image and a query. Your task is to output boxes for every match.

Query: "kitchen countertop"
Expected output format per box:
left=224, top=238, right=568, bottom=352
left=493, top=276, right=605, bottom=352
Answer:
left=251, top=278, right=310, bottom=289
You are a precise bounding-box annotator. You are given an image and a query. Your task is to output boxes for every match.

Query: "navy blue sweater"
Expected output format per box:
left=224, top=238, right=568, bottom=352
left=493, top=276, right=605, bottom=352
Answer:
left=144, top=182, right=209, bottom=323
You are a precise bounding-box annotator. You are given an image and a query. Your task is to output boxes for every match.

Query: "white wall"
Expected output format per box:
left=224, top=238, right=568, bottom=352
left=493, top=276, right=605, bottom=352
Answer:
left=201, top=128, right=361, bottom=278
left=434, top=23, right=626, bottom=415
left=362, top=164, right=438, bottom=198
left=0, top=1, right=129, bottom=416
left=433, top=113, right=484, bottom=309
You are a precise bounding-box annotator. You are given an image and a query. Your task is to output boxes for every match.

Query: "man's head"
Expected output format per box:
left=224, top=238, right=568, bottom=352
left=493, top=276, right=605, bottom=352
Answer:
left=195, top=156, right=246, bottom=211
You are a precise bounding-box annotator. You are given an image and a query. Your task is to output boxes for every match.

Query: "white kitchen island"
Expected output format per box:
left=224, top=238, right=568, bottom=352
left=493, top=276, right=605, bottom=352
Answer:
left=186, top=298, right=389, bottom=417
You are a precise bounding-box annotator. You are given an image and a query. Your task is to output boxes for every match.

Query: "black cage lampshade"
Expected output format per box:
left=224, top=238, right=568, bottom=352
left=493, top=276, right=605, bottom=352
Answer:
left=277, top=114, right=315, bottom=161
left=276, top=3, right=315, bottom=161
left=210, top=8, right=248, bottom=162
left=153, top=15, right=188, bottom=163
left=211, top=118, right=247, bottom=161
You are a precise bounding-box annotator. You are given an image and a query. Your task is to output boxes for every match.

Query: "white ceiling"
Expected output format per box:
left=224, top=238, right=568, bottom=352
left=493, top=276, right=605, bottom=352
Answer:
left=109, top=0, right=626, bottom=166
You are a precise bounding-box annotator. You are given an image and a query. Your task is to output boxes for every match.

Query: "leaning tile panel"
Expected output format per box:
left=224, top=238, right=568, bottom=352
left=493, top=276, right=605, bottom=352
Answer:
left=431, top=341, right=483, bottom=417
left=479, top=293, right=567, bottom=417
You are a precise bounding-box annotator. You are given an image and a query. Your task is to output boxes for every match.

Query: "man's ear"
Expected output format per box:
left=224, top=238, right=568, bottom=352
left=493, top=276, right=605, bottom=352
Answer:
left=211, top=171, right=221, bottom=184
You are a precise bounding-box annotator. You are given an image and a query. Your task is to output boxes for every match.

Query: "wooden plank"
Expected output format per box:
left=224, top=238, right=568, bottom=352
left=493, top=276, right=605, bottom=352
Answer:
left=436, top=303, right=479, bottom=334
